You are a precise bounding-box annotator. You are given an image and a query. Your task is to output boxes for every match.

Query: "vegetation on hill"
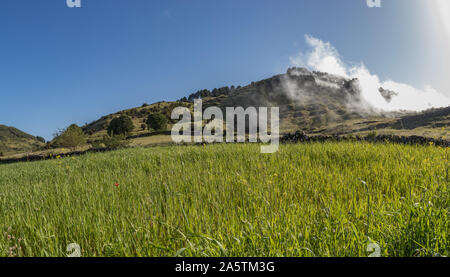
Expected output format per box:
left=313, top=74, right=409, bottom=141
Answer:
left=80, top=68, right=449, bottom=142
left=51, top=124, right=86, bottom=150
left=82, top=101, right=190, bottom=141
left=1, top=68, right=448, bottom=157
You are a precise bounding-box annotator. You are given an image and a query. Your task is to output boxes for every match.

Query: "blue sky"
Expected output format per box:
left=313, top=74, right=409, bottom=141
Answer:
left=0, top=0, right=448, bottom=140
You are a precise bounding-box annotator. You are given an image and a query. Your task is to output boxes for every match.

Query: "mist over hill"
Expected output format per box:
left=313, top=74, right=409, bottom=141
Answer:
left=199, top=67, right=448, bottom=134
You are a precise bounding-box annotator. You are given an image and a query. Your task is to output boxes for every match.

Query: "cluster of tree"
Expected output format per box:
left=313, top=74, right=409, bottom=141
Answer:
left=179, top=86, right=240, bottom=102
left=48, top=110, right=171, bottom=152
left=107, top=115, right=134, bottom=136
left=51, top=124, right=86, bottom=150
left=107, top=112, right=168, bottom=133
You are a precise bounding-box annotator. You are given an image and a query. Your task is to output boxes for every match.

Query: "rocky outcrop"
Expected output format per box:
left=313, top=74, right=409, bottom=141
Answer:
left=379, top=87, right=398, bottom=103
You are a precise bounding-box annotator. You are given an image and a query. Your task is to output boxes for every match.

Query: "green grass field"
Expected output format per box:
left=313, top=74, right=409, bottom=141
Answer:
left=0, top=142, right=448, bottom=257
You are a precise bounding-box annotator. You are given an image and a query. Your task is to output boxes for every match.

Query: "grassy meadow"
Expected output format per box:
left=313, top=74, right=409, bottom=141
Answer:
left=0, top=142, right=448, bottom=257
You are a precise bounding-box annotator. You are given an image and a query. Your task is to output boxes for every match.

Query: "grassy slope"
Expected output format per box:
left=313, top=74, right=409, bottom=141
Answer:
left=0, top=125, right=43, bottom=156
left=0, top=143, right=447, bottom=257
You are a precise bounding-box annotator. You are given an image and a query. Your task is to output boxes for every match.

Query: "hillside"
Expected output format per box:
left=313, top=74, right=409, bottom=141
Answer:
left=82, top=67, right=449, bottom=140
left=0, top=125, right=44, bottom=156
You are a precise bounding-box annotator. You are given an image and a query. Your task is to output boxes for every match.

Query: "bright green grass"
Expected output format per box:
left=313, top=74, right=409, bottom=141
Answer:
left=0, top=142, right=448, bottom=257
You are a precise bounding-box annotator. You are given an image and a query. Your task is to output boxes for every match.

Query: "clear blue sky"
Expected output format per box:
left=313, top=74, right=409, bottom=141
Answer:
left=0, top=0, right=448, bottom=140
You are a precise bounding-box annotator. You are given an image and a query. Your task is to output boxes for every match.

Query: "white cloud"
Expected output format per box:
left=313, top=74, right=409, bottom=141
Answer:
left=290, top=35, right=450, bottom=111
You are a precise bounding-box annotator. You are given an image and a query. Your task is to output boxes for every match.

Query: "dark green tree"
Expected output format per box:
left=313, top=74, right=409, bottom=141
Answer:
left=107, top=115, right=134, bottom=136
left=146, top=113, right=168, bottom=131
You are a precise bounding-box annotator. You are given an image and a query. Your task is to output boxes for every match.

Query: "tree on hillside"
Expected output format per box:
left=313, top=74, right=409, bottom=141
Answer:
left=107, top=115, right=134, bottom=136
left=146, top=113, right=168, bottom=131
left=52, top=124, right=86, bottom=150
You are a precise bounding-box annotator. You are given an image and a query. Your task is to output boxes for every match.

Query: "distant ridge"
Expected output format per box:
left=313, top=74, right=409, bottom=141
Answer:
left=0, top=125, right=44, bottom=156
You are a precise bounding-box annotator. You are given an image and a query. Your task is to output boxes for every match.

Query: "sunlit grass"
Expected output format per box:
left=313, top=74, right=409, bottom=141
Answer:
left=0, top=142, right=448, bottom=257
